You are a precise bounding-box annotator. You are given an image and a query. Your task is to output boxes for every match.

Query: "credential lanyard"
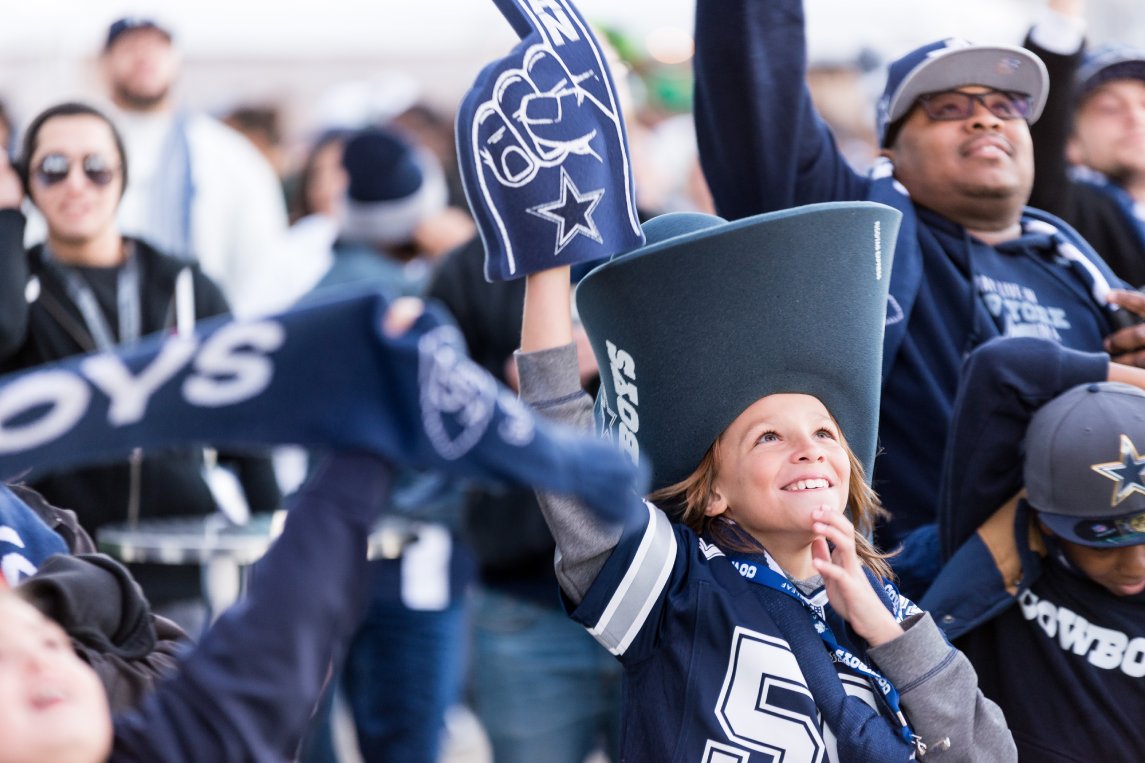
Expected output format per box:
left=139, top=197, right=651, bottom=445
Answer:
left=40, top=241, right=141, bottom=351
left=726, top=552, right=916, bottom=747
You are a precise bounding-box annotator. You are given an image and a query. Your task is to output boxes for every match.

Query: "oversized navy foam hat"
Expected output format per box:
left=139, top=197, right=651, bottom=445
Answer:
left=576, top=201, right=901, bottom=493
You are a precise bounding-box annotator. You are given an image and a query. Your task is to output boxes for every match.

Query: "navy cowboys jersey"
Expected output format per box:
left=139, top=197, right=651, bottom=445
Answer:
left=569, top=501, right=921, bottom=762
left=958, top=554, right=1145, bottom=762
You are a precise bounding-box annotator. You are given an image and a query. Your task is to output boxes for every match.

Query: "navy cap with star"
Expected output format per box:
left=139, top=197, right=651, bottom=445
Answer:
left=1026, top=382, right=1145, bottom=548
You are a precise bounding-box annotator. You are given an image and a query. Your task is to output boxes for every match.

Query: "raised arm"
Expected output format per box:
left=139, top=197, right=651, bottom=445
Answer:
left=1025, top=0, right=1087, bottom=217
left=936, top=336, right=1109, bottom=559
left=0, top=175, right=30, bottom=361
left=693, top=0, right=865, bottom=220
left=517, top=268, right=639, bottom=604
left=111, top=453, right=391, bottom=762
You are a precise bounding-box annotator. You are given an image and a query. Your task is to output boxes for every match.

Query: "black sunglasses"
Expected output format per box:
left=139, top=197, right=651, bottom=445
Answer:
left=33, top=153, right=120, bottom=188
left=916, top=89, right=1032, bottom=122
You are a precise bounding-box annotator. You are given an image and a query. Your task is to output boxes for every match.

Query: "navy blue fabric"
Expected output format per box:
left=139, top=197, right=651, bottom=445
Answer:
left=956, top=551, right=1145, bottom=762
left=111, top=453, right=388, bottom=762
left=921, top=337, right=1109, bottom=630
left=0, top=288, right=644, bottom=523
left=457, top=0, right=643, bottom=280
left=692, top=0, right=1125, bottom=580
left=0, top=484, right=68, bottom=584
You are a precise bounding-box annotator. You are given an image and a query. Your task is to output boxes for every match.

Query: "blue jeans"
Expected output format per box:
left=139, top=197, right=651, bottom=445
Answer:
left=470, top=586, right=621, bottom=763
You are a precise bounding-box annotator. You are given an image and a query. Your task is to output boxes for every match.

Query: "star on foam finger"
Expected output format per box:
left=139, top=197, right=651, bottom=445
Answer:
left=528, top=168, right=604, bottom=255
left=1091, top=434, right=1145, bottom=506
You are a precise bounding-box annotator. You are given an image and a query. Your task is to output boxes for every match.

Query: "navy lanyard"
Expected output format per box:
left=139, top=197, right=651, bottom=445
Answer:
left=40, top=241, right=141, bottom=351
left=726, top=551, right=916, bottom=747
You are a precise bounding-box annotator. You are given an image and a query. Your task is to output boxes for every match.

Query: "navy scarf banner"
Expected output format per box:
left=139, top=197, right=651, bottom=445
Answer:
left=0, top=288, right=644, bottom=524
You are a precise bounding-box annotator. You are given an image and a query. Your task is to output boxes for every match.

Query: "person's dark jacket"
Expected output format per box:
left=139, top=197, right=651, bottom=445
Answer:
left=0, top=208, right=280, bottom=604
left=921, top=337, right=1108, bottom=636
left=1026, top=35, right=1145, bottom=288
left=8, top=482, right=189, bottom=712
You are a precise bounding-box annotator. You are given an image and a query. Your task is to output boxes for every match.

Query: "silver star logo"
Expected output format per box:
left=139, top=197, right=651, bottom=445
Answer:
left=527, top=168, right=604, bottom=255
left=1091, top=434, right=1145, bottom=506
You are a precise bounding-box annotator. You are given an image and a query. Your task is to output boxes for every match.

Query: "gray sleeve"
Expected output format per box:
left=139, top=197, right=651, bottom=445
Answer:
left=516, top=343, right=624, bottom=604
left=868, top=613, right=1016, bottom=762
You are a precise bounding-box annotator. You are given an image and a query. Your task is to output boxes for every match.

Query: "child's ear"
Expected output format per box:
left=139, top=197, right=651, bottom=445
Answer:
left=704, top=488, right=728, bottom=518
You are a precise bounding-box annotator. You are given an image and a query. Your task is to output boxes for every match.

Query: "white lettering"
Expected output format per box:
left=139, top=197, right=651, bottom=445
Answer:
left=1122, top=638, right=1145, bottom=678
left=1018, top=592, right=1145, bottom=677
left=82, top=337, right=198, bottom=426
left=1, top=552, right=36, bottom=585
left=527, top=0, right=581, bottom=46
left=0, top=371, right=90, bottom=454
left=183, top=322, right=285, bottom=407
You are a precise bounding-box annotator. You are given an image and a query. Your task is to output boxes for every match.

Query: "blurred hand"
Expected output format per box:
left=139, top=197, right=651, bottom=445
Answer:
left=0, top=153, right=24, bottom=209
left=1104, top=289, right=1145, bottom=367
left=1048, top=0, right=1084, bottom=20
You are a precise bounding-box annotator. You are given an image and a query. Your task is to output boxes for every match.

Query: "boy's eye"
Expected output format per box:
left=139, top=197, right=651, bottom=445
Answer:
left=758, top=431, right=780, bottom=443
left=815, top=428, right=836, bottom=440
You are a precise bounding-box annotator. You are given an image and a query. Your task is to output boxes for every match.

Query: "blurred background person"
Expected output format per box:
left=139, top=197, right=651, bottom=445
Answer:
left=298, top=126, right=476, bottom=763
left=0, top=101, right=281, bottom=632
left=1026, top=0, right=1145, bottom=287
left=99, top=16, right=297, bottom=317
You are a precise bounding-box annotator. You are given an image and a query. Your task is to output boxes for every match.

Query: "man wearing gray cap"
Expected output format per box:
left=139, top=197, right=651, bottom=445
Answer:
left=693, top=0, right=1145, bottom=597
left=922, top=336, right=1145, bottom=761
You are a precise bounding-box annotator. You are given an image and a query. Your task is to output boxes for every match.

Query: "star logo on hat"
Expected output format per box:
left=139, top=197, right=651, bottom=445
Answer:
left=1091, top=434, right=1145, bottom=506
left=528, top=168, right=604, bottom=255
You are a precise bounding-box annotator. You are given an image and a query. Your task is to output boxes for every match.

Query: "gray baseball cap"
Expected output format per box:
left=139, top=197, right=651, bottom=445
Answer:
left=877, top=38, right=1048, bottom=146
left=1025, top=382, right=1145, bottom=547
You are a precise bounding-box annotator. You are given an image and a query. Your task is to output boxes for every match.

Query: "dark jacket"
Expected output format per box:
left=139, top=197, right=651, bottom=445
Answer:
left=1026, top=35, right=1145, bottom=288
left=0, top=210, right=280, bottom=536
left=920, top=337, right=1108, bottom=637
left=4, top=482, right=189, bottom=712
left=425, top=237, right=565, bottom=606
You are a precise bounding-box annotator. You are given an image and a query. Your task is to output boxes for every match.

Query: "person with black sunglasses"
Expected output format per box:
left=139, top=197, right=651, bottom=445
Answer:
left=693, top=1, right=1145, bottom=601
left=0, top=101, right=281, bottom=630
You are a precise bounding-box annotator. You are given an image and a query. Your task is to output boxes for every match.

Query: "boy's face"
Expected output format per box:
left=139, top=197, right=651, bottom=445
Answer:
left=1058, top=538, right=1145, bottom=597
left=0, top=592, right=112, bottom=763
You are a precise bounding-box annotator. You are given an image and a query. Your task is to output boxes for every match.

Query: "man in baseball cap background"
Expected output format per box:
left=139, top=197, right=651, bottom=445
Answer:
left=1024, top=0, right=1145, bottom=288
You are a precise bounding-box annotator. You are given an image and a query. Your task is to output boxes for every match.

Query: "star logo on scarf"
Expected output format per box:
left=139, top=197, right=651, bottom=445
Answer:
left=528, top=168, right=605, bottom=255
left=1091, top=434, right=1145, bottom=506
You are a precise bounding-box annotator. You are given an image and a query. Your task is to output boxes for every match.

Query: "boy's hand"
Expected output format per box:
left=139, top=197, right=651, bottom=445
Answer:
left=811, top=506, right=903, bottom=647
left=458, top=0, right=644, bottom=281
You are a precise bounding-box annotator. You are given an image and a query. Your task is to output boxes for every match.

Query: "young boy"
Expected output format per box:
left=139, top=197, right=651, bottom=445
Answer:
left=923, top=336, right=1145, bottom=762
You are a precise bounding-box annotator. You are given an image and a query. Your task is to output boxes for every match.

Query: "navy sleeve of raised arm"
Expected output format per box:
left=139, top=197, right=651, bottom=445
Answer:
left=0, top=209, right=29, bottom=361
left=1025, top=34, right=1086, bottom=219
left=110, top=453, right=391, bottom=763
left=937, top=338, right=1108, bottom=559
left=692, top=0, right=865, bottom=220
